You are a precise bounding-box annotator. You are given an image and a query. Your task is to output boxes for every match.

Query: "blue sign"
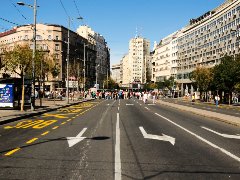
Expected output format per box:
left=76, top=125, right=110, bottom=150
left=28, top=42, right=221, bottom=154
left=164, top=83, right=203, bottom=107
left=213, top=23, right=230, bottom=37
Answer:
left=0, top=84, right=14, bottom=107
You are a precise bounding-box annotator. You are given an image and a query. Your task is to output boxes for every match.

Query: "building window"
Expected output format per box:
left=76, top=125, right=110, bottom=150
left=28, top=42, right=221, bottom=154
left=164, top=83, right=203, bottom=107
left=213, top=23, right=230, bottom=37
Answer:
left=36, top=35, right=42, bottom=40
left=55, top=54, right=59, bottom=59
left=43, top=44, right=48, bottom=50
left=55, top=44, right=60, bottom=51
left=48, top=35, right=52, bottom=40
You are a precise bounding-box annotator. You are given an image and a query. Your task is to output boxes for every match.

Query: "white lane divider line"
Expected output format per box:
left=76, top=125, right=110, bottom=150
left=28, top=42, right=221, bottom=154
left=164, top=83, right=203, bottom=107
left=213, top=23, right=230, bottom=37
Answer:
left=201, top=126, right=240, bottom=139
left=145, top=107, right=149, bottom=110
left=155, top=113, right=240, bottom=163
left=115, top=113, right=121, bottom=180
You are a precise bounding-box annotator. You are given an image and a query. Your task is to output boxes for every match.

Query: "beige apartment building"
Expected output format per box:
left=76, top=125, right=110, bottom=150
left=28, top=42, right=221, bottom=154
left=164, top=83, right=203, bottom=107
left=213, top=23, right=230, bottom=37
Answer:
left=152, top=31, right=180, bottom=83
left=119, top=37, right=151, bottom=88
left=177, top=0, right=240, bottom=94
left=128, top=37, right=150, bottom=84
left=0, top=23, right=97, bottom=91
left=77, top=25, right=110, bottom=89
left=120, top=54, right=131, bottom=87
left=111, top=63, right=121, bottom=84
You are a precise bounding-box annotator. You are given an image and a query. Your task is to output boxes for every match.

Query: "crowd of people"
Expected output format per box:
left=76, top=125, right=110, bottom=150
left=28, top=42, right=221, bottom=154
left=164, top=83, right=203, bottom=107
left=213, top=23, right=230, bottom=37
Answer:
left=92, top=90, right=159, bottom=104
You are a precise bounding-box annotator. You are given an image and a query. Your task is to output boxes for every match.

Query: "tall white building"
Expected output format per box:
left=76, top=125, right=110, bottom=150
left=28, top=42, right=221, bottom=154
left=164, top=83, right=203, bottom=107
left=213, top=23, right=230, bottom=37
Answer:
left=128, top=37, right=150, bottom=84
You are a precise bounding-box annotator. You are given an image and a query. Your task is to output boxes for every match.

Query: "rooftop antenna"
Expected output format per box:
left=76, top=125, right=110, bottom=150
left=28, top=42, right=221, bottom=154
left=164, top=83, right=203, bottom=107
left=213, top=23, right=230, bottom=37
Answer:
left=135, top=26, right=138, bottom=38
left=139, top=27, right=143, bottom=38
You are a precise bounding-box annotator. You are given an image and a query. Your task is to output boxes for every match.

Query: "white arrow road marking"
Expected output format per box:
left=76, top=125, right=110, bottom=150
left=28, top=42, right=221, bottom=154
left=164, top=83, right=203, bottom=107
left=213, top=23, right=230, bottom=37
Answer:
left=155, top=113, right=240, bottom=162
left=67, top=128, right=87, bottom=147
left=126, top=104, right=134, bottom=106
left=201, top=126, right=240, bottom=139
left=139, top=126, right=175, bottom=145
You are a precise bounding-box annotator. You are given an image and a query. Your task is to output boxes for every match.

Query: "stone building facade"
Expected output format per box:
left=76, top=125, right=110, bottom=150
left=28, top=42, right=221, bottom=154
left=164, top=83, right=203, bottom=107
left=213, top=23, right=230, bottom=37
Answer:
left=0, top=23, right=97, bottom=91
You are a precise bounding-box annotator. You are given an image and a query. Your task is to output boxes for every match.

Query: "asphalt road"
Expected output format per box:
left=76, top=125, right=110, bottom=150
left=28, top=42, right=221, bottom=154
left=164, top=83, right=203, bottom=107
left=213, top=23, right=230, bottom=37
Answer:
left=0, top=99, right=239, bottom=180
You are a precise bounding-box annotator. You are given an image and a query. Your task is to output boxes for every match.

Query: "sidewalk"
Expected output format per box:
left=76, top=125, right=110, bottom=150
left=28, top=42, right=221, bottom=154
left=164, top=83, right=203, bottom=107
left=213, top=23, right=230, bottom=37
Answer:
left=0, top=97, right=94, bottom=125
left=157, top=99, right=240, bottom=127
left=165, top=97, right=240, bottom=110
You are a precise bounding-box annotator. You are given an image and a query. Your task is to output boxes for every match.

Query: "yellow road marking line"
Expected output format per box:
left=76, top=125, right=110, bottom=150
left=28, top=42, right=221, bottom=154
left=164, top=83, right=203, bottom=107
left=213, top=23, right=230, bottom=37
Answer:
left=67, top=119, right=72, bottom=121
left=4, top=126, right=13, bottom=129
left=26, top=138, right=38, bottom=144
left=41, top=131, right=50, bottom=136
left=5, top=148, right=21, bottom=156
left=52, top=126, right=59, bottom=130
left=61, top=122, right=66, bottom=125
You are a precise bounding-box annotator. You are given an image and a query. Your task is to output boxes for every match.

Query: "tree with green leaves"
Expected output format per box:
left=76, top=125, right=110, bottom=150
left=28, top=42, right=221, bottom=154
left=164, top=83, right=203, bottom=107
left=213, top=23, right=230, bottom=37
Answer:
left=156, top=76, right=175, bottom=90
left=2, top=45, right=59, bottom=80
left=103, top=76, right=119, bottom=90
left=2, top=44, right=32, bottom=78
left=144, top=82, right=157, bottom=90
left=2, top=44, right=33, bottom=110
left=212, top=55, right=240, bottom=104
left=1, top=44, right=60, bottom=109
left=164, top=76, right=175, bottom=92
left=190, top=66, right=213, bottom=101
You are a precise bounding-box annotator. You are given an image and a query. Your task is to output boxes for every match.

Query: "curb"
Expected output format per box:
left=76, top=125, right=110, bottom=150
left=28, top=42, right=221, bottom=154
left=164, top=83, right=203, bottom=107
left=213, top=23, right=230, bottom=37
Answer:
left=0, top=99, right=93, bottom=126
left=158, top=100, right=240, bottom=127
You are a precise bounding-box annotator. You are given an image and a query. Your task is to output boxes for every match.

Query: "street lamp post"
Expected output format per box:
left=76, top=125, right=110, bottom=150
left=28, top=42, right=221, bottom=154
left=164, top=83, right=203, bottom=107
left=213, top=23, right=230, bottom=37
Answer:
left=83, top=43, right=86, bottom=94
left=96, top=64, right=100, bottom=90
left=66, top=17, right=70, bottom=104
left=107, top=64, right=109, bottom=89
left=17, top=0, right=37, bottom=111
left=76, top=16, right=85, bottom=95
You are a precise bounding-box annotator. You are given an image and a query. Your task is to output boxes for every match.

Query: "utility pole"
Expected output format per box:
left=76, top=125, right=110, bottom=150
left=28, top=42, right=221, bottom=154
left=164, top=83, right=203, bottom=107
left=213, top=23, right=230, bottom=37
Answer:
left=32, top=0, right=37, bottom=110
left=17, top=0, right=37, bottom=110
left=83, top=43, right=86, bottom=94
left=66, top=17, right=70, bottom=104
left=107, top=65, right=108, bottom=89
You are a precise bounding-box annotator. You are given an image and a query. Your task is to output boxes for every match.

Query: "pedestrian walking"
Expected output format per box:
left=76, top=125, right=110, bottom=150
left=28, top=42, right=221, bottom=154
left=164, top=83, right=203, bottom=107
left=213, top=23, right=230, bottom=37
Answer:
left=152, top=92, right=156, bottom=104
left=215, top=95, right=220, bottom=107
left=143, top=92, right=148, bottom=104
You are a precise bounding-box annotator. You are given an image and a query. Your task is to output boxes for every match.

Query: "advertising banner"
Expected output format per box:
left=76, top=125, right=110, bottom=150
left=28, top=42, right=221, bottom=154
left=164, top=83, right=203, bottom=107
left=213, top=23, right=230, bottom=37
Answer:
left=0, top=84, right=14, bottom=108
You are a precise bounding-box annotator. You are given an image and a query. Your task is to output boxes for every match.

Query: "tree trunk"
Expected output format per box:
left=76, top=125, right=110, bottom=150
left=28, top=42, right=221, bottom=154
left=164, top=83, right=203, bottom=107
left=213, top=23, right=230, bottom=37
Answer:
left=229, top=90, right=232, bottom=105
left=21, top=74, right=25, bottom=111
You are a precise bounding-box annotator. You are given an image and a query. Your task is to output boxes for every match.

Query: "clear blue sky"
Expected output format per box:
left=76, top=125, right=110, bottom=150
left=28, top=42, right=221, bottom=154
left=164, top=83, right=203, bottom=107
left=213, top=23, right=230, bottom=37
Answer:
left=1, top=0, right=225, bottom=65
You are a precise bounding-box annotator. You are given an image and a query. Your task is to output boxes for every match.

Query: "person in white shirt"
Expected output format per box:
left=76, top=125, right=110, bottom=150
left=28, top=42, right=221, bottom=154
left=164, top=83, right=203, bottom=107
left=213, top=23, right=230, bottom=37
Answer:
left=143, top=91, right=148, bottom=104
left=152, top=92, right=156, bottom=104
